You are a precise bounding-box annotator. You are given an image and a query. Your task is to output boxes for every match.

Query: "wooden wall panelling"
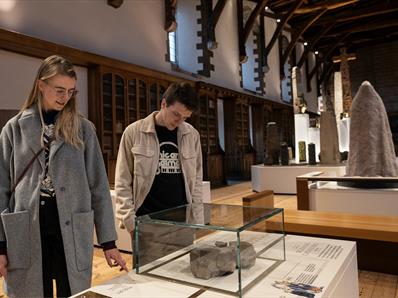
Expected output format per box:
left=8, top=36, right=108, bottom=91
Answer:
left=251, top=103, right=265, bottom=164
left=223, top=96, right=255, bottom=180
left=114, top=73, right=126, bottom=157
left=89, top=65, right=174, bottom=186
left=0, top=109, right=19, bottom=129
left=193, top=85, right=225, bottom=186
left=223, top=97, right=241, bottom=180
left=127, top=77, right=138, bottom=124
left=237, top=98, right=255, bottom=179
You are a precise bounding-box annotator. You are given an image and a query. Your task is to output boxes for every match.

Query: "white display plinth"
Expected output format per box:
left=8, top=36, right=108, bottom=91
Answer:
left=94, top=181, right=212, bottom=252
left=309, top=181, right=398, bottom=216
left=294, top=113, right=309, bottom=163
left=251, top=164, right=346, bottom=194
left=74, top=235, right=358, bottom=298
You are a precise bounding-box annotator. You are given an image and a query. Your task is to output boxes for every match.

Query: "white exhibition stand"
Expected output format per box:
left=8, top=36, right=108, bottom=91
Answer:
left=94, top=181, right=212, bottom=252
left=309, top=181, right=398, bottom=216
left=75, top=235, right=358, bottom=298
left=251, top=164, right=346, bottom=194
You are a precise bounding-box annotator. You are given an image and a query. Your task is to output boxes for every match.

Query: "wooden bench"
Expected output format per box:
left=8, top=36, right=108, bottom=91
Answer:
left=242, top=189, right=274, bottom=208
left=282, top=210, right=398, bottom=275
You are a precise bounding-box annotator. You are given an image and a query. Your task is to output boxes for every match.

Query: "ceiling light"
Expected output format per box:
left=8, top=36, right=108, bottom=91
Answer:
left=304, top=42, right=308, bottom=46
left=315, top=51, right=319, bottom=55
left=276, top=19, right=281, bottom=23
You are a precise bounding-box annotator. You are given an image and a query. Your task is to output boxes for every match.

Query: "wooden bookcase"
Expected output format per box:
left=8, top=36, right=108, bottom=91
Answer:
left=191, top=84, right=225, bottom=186
left=89, top=66, right=171, bottom=186
left=224, top=96, right=255, bottom=180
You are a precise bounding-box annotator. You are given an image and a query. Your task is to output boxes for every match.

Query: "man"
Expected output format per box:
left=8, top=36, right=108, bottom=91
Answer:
left=115, top=82, right=203, bottom=246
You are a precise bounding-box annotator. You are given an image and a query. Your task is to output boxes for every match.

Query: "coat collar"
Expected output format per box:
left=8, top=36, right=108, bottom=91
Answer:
left=140, top=111, right=191, bottom=135
left=18, top=105, right=65, bottom=168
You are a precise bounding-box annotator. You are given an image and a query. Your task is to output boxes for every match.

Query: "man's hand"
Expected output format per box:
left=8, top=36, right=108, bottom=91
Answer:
left=104, top=249, right=128, bottom=272
left=0, top=255, right=8, bottom=279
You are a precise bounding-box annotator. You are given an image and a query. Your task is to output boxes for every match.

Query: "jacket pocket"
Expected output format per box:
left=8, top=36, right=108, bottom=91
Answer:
left=72, top=210, right=94, bottom=271
left=131, top=146, right=155, bottom=178
left=181, top=149, right=196, bottom=178
left=1, top=209, right=31, bottom=269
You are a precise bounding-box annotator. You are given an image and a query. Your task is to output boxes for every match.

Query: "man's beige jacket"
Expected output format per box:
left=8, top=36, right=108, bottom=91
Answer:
left=114, top=112, right=203, bottom=232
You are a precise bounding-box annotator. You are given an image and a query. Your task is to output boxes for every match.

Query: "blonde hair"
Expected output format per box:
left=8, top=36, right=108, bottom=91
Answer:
left=21, top=55, right=83, bottom=148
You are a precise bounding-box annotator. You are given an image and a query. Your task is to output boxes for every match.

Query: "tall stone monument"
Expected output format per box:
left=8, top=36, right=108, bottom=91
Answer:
left=320, top=77, right=340, bottom=164
left=346, top=81, right=398, bottom=177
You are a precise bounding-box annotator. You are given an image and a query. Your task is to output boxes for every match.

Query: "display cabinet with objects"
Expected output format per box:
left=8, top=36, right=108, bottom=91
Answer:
left=134, top=203, right=285, bottom=298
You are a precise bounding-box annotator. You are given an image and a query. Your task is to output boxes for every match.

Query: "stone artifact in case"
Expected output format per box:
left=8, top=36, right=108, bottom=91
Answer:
left=134, top=203, right=285, bottom=297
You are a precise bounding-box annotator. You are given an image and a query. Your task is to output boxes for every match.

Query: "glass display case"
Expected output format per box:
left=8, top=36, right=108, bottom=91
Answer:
left=134, top=203, right=285, bottom=297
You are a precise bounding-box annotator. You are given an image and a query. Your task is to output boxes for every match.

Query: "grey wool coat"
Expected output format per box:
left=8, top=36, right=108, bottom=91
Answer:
left=0, top=106, right=117, bottom=297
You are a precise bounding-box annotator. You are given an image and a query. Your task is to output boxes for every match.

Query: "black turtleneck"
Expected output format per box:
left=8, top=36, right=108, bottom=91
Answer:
left=42, top=110, right=59, bottom=125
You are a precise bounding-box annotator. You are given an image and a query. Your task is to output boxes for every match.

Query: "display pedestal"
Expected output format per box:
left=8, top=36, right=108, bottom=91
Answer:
left=94, top=181, right=212, bottom=252
left=74, top=235, right=358, bottom=298
left=309, top=181, right=398, bottom=216
left=251, top=164, right=346, bottom=194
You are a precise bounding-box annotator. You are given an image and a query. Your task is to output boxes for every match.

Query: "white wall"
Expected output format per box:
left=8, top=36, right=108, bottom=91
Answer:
left=176, top=0, right=200, bottom=74
left=242, top=29, right=258, bottom=92
left=0, top=0, right=310, bottom=107
left=0, top=0, right=170, bottom=74
left=0, top=49, right=88, bottom=117
left=205, top=0, right=241, bottom=90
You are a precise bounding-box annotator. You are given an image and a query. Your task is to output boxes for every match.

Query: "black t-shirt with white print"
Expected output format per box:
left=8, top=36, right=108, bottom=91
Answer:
left=136, top=125, right=187, bottom=216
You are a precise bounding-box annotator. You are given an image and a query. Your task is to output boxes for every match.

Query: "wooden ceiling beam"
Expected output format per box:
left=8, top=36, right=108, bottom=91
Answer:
left=346, top=32, right=398, bottom=51
left=265, top=0, right=305, bottom=56
left=323, top=19, right=398, bottom=38
left=315, top=2, right=398, bottom=26
left=271, top=0, right=297, bottom=9
left=296, top=22, right=335, bottom=68
left=237, top=0, right=246, bottom=62
left=164, top=0, right=177, bottom=32
left=319, top=62, right=336, bottom=87
left=206, top=0, right=228, bottom=49
left=243, top=0, right=270, bottom=44
left=280, top=8, right=327, bottom=68
left=294, top=0, right=359, bottom=14
left=308, top=32, right=350, bottom=82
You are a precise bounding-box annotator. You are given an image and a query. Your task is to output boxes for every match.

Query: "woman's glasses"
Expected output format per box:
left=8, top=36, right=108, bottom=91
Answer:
left=43, top=81, right=78, bottom=99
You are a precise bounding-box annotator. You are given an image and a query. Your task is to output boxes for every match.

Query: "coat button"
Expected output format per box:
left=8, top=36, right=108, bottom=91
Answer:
left=60, top=187, right=66, bottom=191
left=65, top=220, right=70, bottom=225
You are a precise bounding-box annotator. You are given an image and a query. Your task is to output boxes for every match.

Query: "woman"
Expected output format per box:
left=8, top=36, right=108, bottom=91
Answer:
left=0, top=55, right=127, bottom=297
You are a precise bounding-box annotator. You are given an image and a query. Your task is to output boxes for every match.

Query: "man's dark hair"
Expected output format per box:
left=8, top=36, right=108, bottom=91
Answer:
left=163, top=82, right=199, bottom=112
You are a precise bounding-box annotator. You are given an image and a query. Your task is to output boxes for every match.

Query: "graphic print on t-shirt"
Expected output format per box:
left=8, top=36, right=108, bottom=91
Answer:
left=157, top=141, right=181, bottom=175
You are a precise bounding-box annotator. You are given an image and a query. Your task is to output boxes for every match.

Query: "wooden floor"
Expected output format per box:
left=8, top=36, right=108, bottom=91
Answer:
left=0, top=181, right=397, bottom=297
